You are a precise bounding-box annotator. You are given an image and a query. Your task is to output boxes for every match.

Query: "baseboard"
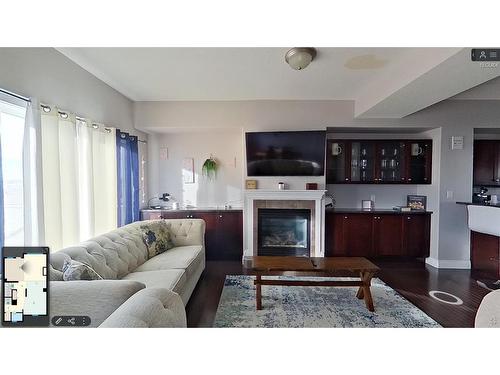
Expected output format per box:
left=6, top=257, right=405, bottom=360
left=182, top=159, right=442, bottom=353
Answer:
left=425, top=257, right=471, bottom=269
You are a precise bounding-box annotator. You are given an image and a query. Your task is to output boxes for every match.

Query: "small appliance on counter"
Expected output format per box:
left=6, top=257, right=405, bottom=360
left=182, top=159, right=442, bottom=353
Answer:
left=362, top=200, right=374, bottom=210
left=473, top=186, right=490, bottom=204
left=148, top=193, right=171, bottom=209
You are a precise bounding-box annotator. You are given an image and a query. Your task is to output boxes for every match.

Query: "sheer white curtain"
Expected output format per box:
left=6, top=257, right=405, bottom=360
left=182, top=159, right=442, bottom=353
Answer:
left=23, top=98, right=44, bottom=246
left=40, top=107, right=117, bottom=251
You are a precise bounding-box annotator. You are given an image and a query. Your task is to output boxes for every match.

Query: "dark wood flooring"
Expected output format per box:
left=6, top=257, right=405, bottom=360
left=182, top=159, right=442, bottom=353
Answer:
left=185, top=259, right=490, bottom=328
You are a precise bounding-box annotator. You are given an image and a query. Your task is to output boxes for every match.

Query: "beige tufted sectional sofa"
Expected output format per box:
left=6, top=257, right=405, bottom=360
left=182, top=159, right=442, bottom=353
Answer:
left=49, top=219, right=205, bottom=327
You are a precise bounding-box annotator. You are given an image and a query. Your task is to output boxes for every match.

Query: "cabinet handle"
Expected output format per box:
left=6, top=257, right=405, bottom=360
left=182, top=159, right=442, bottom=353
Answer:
left=490, top=257, right=496, bottom=262
left=219, top=215, right=223, bottom=218
left=344, top=216, right=348, bottom=219
left=345, top=178, right=349, bottom=181
left=407, top=217, right=411, bottom=220
left=408, top=178, right=412, bottom=181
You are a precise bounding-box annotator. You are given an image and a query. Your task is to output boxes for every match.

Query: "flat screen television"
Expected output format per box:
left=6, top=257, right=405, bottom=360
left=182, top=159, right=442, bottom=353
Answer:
left=246, top=130, right=326, bottom=176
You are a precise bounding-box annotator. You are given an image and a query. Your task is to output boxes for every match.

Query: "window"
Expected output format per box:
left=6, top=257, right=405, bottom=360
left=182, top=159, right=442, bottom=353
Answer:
left=0, top=99, right=27, bottom=246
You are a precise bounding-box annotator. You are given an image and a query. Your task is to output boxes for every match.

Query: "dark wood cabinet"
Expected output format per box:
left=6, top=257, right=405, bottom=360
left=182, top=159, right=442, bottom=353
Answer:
left=214, top=212, right=244, bottom=260
left=471, top=231, right=500, bottom=280
left=341, top=214, right=374, bottom=256
left=325, top=211, right=431, bottom=258
left=473, top=140, right=500, bottom=187
left=373, top=215, right=403, bottom=256
left=403, top=214, right=431, bottom=257
left=141, top=209, right=243, bottom=260
left=326, top=139, right=432, bottom=184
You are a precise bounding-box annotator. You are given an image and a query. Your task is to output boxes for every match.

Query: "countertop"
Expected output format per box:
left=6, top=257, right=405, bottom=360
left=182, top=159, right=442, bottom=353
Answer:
left=141, top=207, right=243, bottom=212
left=325, top=207, right=433, bottom=214
left=456, top=202, right=500, bottom=208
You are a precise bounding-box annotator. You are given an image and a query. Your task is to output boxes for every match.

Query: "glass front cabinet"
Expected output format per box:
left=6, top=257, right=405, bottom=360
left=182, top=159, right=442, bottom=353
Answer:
left=326, top=139, right=432, bottom=184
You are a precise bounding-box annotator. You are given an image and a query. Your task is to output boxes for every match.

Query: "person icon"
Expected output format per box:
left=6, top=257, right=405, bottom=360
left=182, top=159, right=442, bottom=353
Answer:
left=479, top=50, right=487, bottom=59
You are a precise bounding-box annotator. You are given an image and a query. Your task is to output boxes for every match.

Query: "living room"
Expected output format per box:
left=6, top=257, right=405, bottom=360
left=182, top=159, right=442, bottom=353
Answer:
left=1, top=2, right=499, bottom=374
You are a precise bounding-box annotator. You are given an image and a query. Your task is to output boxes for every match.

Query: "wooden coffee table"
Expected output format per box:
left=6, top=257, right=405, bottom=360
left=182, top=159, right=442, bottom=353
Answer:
left=242, top=256, right=380, bottom=312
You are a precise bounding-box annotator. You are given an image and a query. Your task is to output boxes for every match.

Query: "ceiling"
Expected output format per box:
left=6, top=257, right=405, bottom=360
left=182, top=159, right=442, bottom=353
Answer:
left=58, top=47, right=500, bottom=118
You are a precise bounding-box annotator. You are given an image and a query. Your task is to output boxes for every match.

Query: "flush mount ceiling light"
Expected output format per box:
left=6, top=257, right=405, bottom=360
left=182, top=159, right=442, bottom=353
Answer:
left=285, top=47, right=317, bottom=70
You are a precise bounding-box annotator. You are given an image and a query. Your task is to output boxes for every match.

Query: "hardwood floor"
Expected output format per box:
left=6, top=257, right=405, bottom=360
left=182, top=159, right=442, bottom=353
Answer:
left=185, top=259, right=490, bottom=328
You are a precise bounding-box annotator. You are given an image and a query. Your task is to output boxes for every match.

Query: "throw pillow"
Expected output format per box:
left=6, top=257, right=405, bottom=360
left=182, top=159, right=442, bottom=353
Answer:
left=141, top=221, right=174, bottom=258
left=62, top=259, right=103, bottom=281
left=49, top=265, right=64, bottom=281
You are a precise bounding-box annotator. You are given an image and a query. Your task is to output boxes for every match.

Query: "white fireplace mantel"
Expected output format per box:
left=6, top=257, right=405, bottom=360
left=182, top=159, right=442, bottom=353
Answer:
left=243, top=189, right=327, bottom=257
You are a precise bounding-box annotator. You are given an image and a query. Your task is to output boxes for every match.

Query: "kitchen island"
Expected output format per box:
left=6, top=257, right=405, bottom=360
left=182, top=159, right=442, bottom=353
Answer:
left=458, top=203, right=500, bottom=281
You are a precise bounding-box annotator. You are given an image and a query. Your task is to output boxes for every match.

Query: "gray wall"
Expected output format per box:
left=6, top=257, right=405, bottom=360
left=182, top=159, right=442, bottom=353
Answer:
left=0, top=48, right=142, bottom=137
left=136, top=99, right=500, bottom=268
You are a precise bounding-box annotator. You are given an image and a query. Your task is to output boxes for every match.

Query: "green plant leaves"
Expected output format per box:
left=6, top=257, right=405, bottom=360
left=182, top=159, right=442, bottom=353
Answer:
left=202, top=157, right=218, bottom=180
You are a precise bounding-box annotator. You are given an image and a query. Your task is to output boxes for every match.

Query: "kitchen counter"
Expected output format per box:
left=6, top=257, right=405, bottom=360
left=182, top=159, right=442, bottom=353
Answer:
left=456, top=201, right=500, bottom=208
left=325, top=208, right=432, bottom=214
left=141, top=207, right=243, bottom=212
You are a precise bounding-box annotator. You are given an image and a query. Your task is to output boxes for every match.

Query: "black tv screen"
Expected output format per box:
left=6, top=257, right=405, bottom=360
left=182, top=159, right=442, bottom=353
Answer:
left=246, top=131, right=326, bottom=176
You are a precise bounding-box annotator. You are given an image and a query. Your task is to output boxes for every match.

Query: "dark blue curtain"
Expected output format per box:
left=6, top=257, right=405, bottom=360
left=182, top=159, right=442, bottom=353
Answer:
left=0, top=138, right=4, bottom=273
left=116, top=129, right=139, bottom=226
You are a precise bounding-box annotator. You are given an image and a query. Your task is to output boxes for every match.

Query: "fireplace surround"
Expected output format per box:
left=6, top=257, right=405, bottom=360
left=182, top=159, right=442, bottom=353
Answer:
left=243, top=190, right=326, bottom=257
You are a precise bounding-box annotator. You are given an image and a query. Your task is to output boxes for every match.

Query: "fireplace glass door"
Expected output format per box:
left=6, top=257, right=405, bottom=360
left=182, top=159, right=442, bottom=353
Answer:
left=258, top=208, right=311, bottom=257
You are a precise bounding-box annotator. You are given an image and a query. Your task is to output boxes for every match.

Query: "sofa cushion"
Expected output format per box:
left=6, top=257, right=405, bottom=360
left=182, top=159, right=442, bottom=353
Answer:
left=140, top=221, right=174, bottom=258
left=165, top=219, right=205, bottom=247
left=50, top=280, right=146, bottom=327
left=62, top=259, right=103, bottom=281
left=133, top=245, right=204, bottom=278
left=122, top=269, right=187, bottom=295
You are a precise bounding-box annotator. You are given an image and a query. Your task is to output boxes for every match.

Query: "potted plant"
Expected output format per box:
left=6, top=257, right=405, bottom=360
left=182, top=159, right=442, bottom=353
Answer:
left=202, top=155, right=218, bottom=180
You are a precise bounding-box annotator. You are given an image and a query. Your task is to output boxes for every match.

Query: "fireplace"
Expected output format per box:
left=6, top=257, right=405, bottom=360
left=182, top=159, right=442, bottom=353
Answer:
left=257, top=208, right=311, bottom=256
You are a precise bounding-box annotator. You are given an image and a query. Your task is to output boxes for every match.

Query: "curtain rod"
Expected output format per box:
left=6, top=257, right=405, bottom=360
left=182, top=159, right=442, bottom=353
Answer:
left=0, top=88, right=31, bottom=103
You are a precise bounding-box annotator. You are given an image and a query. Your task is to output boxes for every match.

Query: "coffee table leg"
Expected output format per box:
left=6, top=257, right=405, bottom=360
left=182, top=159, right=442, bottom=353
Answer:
left=356, top=273, right=364, bottom=299
left=361, top=272, right=375, bottom=312
left=256, top=275, right=262, bottom=310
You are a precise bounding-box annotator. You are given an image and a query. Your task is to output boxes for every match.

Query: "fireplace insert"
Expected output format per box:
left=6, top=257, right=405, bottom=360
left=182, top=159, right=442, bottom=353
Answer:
left=257, top=208, right=311, bottom=256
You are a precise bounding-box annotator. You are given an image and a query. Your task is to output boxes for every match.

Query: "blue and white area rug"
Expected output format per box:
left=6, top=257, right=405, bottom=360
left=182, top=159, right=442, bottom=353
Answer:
left=214, top=275, right=441, bottom=328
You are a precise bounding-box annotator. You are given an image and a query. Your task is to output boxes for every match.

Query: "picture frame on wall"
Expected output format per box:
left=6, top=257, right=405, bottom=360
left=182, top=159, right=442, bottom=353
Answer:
left=407, top=195, right=427, bottom=211
left=182, top=157, right=195, bottom=184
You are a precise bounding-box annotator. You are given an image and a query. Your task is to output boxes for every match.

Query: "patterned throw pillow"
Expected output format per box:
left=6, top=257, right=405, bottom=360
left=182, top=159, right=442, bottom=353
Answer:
left=62, top=259, right=103, bottom=281
left=141, top=221, right=174, bottom=258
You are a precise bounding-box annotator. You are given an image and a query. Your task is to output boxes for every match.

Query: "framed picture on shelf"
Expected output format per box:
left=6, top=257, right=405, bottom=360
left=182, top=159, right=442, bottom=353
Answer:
left=407, top=195, right=427, bottom=211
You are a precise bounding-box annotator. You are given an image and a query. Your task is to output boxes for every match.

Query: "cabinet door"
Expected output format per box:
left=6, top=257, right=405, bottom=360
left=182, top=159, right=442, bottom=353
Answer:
left=403, top=214, right=430, bottom=257
left=473, top=140, right=499, bottom=186
left=407, top=140, right=432, bottom=184
left=325, top=213, right=346, bottom=256
left=350, top=141, right=376, bottom=183
left=376, top=141, right=406, bottom=183
left=191, top=212, right=218, bottom=260
left=342, top=214, right=373, bottom=256
left=215, top=212, right=243, bottom=260
left=326, top=140, right=349, bottom=183
left=373, top=215, right=403, bottom=256
left=471, top=231, right=500, bottom=279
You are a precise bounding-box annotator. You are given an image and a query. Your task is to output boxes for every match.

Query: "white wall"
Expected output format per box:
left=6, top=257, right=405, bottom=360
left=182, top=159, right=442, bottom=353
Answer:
left=0, top=48, right=143, bottom=138
left=135, top=99, right=500, bottom=268
left=151, top=129, right=244, bottom=208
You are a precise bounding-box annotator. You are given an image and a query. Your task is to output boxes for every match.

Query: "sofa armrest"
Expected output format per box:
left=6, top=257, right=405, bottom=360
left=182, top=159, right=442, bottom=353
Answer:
left=165, top=219, right=206, bottom=248
left=100, top=288, right=187, bottom=328
left=475, top=289, right=500, bottom=328
left=50, top=280, right=146, bottom=327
